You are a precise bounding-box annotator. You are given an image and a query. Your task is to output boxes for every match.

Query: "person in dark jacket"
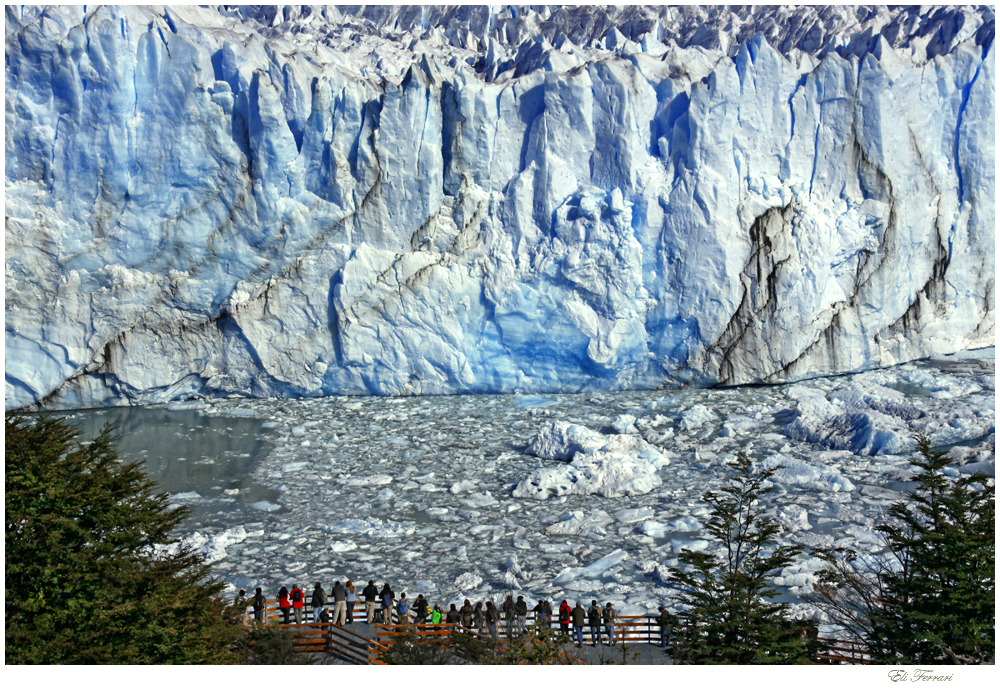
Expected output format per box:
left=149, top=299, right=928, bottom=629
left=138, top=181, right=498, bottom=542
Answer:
left=460, top=599, right=474, bottom=629
left=533, top=600, right=548, bottom=629
left=603, top=602, right=616, bottom=645
left=485, top=601, right=499, bottom=640
left=311, top=582, right=327, bottom=623
left=446, top=603, right=461, bottom=626
left=588, top=600, right=602, bottom=646
left=332, top=580, right=347, bottom=626
left=362, top=580, right=379, bottom=623
left=657, top=606, right=672, bottom=648
left=572, top=602, right=586, bottom=647
left=514, top=596, right=528, bottom=635
left=379, top=583, right=394, bottom=624
left=414, top=594, right=430, bottom=625
left=277, top=586, right=291, bottom=625
left=558, top=600, right=571, bottom=634
left=252, top=587, right=266, bottom=625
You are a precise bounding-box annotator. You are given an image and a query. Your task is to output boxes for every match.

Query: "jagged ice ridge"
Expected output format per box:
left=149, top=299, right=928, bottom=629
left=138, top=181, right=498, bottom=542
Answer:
left=4, top=5, right=995, bottom=409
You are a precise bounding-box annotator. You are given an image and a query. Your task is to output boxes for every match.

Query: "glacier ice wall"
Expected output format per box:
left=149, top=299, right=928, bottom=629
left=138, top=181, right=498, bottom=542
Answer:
left=4, top=5, right=995, bottom=409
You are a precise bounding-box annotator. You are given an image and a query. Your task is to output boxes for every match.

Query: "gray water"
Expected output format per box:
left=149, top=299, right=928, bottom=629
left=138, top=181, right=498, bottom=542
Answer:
left=40, top=406, right=279, bottom=529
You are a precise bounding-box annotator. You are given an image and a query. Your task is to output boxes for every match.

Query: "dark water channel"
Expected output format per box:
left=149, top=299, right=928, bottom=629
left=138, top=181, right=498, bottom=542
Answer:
left=38, top=406, right=278, bottom=531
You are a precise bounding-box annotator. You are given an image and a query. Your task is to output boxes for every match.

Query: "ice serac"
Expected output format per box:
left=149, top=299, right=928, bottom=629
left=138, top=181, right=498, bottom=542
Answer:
left=4, top=6, right=995, bottom=409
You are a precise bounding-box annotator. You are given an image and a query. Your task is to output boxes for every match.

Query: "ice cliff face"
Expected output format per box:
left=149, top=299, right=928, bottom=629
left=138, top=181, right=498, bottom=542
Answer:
left=4, top=5, right=995, bottom=409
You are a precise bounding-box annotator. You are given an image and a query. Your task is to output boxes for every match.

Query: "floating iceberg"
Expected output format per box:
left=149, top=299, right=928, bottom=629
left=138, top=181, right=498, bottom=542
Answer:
left=514, top=422, right=670, bottom=499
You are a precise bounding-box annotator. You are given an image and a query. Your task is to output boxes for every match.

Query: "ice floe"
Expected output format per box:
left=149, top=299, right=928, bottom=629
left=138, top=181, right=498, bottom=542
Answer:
left=514, top=422, right=670, bottom=498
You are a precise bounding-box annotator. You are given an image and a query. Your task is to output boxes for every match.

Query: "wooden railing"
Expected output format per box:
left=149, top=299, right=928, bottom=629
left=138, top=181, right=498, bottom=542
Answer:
left=241, top=601, right=870, bottom=665
left=816, top=637, right=871, bottom=665
left=370, top=623, right=584, bottom=665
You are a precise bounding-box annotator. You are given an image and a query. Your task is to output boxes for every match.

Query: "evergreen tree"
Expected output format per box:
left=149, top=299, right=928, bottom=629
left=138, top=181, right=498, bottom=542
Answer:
left=813, top=436, right=994, bottom=664
left=666, top=451, right=818, bottom=664
left=5, top=415, right=242, bottom=664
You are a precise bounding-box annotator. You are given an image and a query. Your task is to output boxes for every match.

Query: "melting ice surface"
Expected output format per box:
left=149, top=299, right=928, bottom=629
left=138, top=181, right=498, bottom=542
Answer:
left=60, top=350, right=994, bottom=621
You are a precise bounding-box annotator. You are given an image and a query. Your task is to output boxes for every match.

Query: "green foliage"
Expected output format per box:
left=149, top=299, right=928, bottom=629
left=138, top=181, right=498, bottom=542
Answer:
left=237, top=622, right=316, bottom=665
left=813, top=436, right=994, bottom=664
left=5, top=415, right=242, bottom=664
left=378, top=625, right=457, bottom=665
left=665, top=451, right=819, bottom=664
left=450, top=625, right=578, bottom=665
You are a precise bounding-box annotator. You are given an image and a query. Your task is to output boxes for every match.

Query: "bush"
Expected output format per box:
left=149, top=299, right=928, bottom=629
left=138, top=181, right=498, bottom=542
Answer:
left=812, top=436, right=994, bottom=664
left=450, top=625, right=578, bottom=665
left=5, top=415, right=242, bottom=664
left=665, top=451, right=820, bottom=664
left=237, top=622, right=316, bottom=665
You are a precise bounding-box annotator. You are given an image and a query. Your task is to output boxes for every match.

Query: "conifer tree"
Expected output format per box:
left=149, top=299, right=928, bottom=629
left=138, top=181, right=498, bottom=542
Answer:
left=5, top=415, right=243, bottom=664
left=813, top=436, right=994, bottom=664
left=666, top=451, right=818, bottom=664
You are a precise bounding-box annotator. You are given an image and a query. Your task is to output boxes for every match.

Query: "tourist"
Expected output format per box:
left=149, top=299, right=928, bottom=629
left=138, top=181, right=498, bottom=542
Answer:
left=502, top=594, right=515, bottom=640
left=290, top=584, right=305, bottom=624
left=397, top=593, right=409, bottom=625
left=414, top=594, right=430, bottom=625
left=277, top=586, right=291, bottom=625
left=588, top=600, right=602, bottom=647
left=332, top=580, right=347, bottom=626
left=379, top=583, right=394, bottom=624
left=543, top=600, right=553, bottom=628
left=473, top=601, right=486, bottom=633
left=657, top=606, right=672, bottom=648
left=603, top=602, right=616, bottom=646
left=533, top=600, right=548, bottom=629
left=559, top=600, right=571, bottom=634
left=572, top=602, right=586, bottom=648
left=346, top=581, right=357, bottom=624
left=311, top=582, right=327, bottom=623
left=446, top=603, right=461, bottom=626
left=431, top=603, right=443, bottom=630
left=252, top=587, right=266, bottom=625
left=233, top=589, right=248, bottom=610
left=514, top=596, right=528, bottom=635
left=460, top=599, right=474, bottom=629
left=362, top=580, right=379, bottom=623
left=485, top=601, right=499, bottom=640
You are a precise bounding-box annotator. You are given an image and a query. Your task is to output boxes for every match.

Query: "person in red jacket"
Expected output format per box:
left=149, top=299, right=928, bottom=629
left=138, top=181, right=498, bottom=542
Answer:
left=290, top=584, right=305, bottom=624
left=559, top=600, right=572, bottom=635
left=277, top=586, right=291, bottom=625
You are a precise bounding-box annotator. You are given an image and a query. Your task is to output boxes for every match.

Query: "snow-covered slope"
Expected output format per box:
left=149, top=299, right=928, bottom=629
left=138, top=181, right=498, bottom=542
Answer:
left=4, top=5, right=995, bottom=409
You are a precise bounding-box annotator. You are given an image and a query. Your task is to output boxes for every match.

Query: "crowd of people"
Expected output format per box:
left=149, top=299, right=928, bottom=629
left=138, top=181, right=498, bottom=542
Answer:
left=233, top=582, right=676, bottom=648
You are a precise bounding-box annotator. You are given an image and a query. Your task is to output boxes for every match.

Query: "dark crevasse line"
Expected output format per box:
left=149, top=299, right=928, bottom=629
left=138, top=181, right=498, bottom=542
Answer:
left=948, top=40, right=990, bottom=266
left=953, top=44, right=989, bottom=206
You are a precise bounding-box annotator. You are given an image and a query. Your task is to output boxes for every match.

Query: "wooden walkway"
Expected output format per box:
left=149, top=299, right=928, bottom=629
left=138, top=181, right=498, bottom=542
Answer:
left=241, top=600, right=870, bottom=664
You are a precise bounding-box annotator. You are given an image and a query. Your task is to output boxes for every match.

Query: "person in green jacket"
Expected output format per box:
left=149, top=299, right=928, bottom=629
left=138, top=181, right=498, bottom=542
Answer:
left=431, top=603, right=444, bottom=631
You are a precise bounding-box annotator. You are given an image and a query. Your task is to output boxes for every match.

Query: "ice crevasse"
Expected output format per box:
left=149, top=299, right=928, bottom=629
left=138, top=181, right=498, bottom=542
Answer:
left=4, top=5, right=994, bottom=409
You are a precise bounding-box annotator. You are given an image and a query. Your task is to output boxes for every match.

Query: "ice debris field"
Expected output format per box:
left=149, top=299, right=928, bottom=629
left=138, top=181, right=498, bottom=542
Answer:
left=58, top=350, right=994, bottom=622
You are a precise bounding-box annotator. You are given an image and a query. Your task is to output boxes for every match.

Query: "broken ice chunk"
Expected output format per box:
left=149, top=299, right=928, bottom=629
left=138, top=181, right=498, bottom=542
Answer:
left=553, top=549, right=629, bottom=585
